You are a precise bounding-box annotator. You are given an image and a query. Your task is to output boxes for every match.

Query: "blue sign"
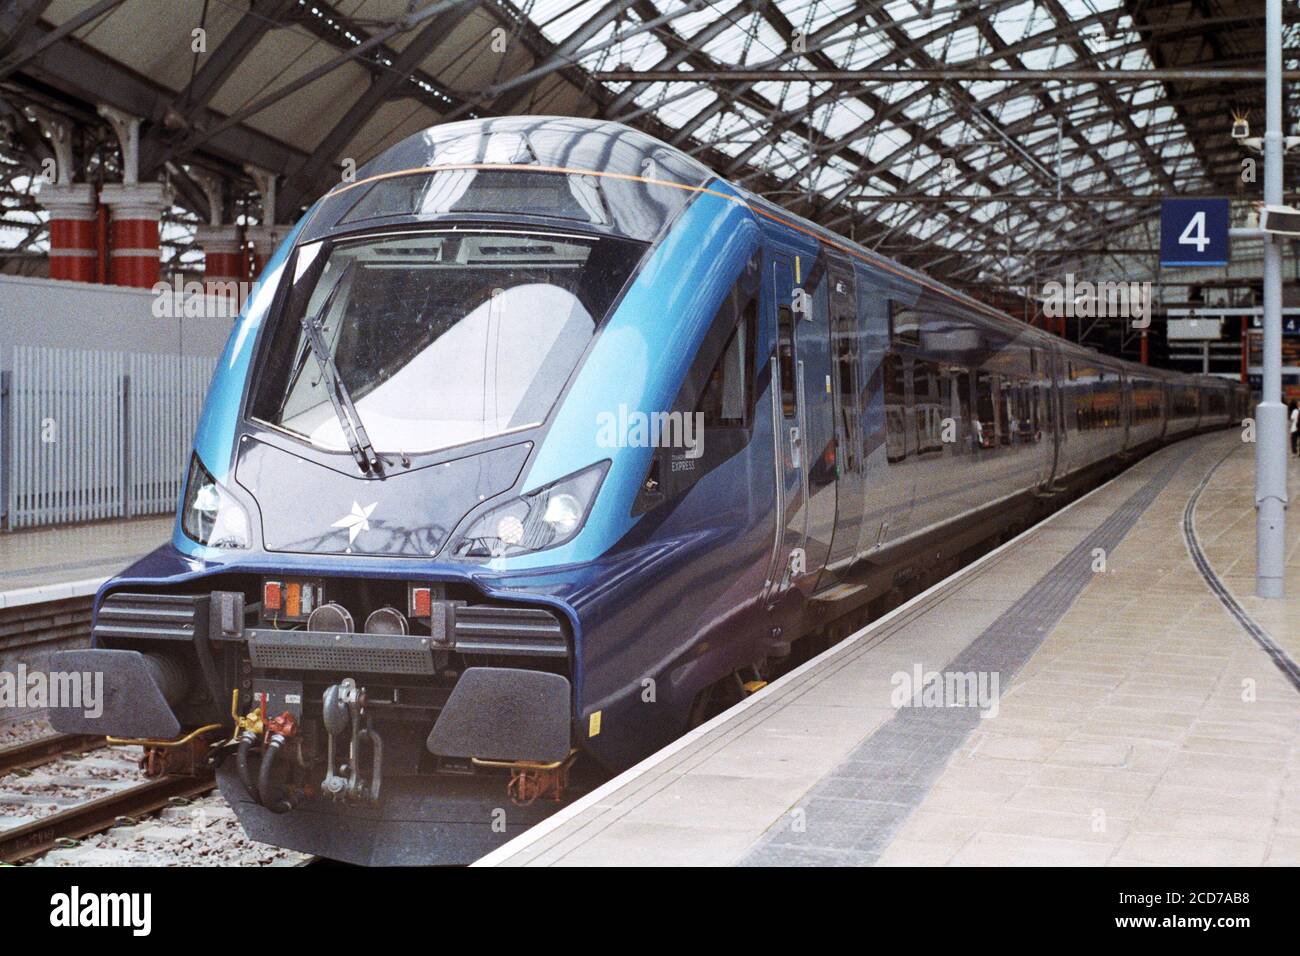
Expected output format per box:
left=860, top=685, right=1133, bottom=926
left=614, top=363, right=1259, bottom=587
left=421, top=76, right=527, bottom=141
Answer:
left=1250, top=314, right=1300, bottom=336
left=1160, top=198, right=1230, bottom=267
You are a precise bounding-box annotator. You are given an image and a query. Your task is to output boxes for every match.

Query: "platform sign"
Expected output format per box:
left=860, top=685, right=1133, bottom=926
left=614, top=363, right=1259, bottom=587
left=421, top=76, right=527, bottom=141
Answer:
left=1160, top=198, right=1230, bottom=267
left=1249, top=314, right=1300, bottom=336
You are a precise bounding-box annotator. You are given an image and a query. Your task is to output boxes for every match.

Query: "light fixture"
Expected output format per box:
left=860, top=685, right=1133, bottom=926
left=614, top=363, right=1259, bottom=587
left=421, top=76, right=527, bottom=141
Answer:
left=1260, top=204, right=1300, bottom=237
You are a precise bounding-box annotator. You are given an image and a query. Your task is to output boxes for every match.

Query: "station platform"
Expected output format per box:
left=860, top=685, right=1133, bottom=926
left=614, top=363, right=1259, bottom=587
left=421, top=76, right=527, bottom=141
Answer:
left=0, top=516, right=172, bottom=607
left=478, top=432, right=1300, bottom=867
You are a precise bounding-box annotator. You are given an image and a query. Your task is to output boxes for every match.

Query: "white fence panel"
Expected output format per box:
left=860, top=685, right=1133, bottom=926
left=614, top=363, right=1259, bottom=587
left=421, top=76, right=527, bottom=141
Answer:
left=5, top=347, right=214, bottom=529
left=127, top=352, right=214, bottom=516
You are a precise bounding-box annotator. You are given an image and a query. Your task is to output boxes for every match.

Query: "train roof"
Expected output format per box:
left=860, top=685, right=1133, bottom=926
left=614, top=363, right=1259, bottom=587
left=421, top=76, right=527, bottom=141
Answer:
left=300, top=116, right=715, bottom=245
left=301, top=117, right=1241, bottom=393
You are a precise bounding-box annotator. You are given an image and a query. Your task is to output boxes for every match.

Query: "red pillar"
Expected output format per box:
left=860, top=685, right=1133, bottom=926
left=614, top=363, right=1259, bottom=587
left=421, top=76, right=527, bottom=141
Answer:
left=196, top=223, right=245, bottom=312
left=39, top=184, right=99, bottom=282
left=99, top=182, right=166, bottom=288
left=196, top=224, right=242, bottom=288
left=96, top=203, right=109, bottom=283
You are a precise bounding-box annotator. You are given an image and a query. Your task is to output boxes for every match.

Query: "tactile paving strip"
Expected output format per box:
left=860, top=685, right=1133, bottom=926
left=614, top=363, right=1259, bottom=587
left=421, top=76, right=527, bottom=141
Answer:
left=741, top=442, right=1199, bottom=866
left=1182, top=447, right=1300, bottom=692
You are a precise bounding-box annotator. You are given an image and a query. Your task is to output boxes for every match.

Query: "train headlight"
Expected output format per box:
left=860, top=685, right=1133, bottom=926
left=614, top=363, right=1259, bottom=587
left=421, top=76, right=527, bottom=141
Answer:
left=181, top=454, right=251, bottom=549
left=543, top=493, right=583, bottom=536
left=452, top=461, right=608, bottom=559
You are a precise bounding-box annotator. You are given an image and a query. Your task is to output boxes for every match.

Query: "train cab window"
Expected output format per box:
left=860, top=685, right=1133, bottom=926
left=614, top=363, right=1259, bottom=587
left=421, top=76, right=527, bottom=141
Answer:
left=697, top=301, right=757, bottom=428
left=883, top=352, right=908, bottom=463
left=252, top=230, right=646, bottom=455
left=778, top=305, right=796, bottom=418
left=634, top=258, right=760, bottom=513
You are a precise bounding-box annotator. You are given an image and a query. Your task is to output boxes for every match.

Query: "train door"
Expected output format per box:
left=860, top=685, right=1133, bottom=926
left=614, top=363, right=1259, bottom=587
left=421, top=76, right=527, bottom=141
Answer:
left=1046, top=347, right=1063, bottom=484
left=762, top=252, right=806, bottom=608
left=823, top=255, right=863, bottom=581
left=1120, top=370, right=1132, bottom=451
left=762, top=250, right=835, bottom=606
left=797, top=255, right=838, bottom=592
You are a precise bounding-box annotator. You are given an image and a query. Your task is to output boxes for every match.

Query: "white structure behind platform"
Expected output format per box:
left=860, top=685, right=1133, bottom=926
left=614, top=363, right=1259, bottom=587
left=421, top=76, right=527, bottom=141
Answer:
left=0, top=276, right=237, bottom=529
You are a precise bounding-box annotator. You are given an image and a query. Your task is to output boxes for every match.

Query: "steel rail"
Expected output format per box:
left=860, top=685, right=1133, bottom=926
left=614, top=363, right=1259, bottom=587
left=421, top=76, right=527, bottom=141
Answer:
left=0, top=772, right=215, bottom=864
left=0, top=733, right=105, bottom=775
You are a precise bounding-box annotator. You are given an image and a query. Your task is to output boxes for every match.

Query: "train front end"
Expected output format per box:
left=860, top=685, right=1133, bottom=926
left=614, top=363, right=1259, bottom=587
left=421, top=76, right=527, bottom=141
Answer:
left=46, top=118, right=755, bottom=864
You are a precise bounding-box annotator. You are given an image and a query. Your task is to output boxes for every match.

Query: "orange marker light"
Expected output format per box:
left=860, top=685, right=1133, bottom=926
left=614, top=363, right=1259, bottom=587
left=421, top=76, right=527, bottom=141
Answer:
left=286, top=582, right=301, bottom=618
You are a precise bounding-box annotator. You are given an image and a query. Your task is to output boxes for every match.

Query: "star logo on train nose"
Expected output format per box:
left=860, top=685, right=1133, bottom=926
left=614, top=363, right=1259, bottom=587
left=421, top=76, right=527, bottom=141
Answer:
left=333, top=501, right=377, bottom=545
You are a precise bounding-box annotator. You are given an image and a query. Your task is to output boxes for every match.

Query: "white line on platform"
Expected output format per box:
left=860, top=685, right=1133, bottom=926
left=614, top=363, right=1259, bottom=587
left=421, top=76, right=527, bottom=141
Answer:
left=0, top=576, right=108, bottom=610
left=473, top=437, right=1205, bottom=867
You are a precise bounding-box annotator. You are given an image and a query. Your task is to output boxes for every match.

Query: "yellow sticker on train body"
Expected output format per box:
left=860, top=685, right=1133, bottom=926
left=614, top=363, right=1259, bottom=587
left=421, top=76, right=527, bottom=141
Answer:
left=588, top=711, right=602, bottom=737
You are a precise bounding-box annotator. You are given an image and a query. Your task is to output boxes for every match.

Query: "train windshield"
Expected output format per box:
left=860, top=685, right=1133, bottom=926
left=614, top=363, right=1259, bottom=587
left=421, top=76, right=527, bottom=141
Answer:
left=252, top=230, right=645, bottom=455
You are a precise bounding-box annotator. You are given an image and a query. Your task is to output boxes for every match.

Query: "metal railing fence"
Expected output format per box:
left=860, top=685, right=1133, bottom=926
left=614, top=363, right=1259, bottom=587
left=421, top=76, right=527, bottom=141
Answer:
left=3, top=346, right=213, bottom=529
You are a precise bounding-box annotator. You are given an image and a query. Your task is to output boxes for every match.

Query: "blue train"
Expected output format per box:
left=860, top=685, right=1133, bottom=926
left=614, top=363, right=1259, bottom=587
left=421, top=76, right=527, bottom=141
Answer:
left=51, top=117, right=1248, bottom=864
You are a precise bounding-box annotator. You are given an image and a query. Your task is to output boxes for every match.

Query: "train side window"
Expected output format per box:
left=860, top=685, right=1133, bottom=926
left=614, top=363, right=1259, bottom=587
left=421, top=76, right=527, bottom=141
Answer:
left=974, top=371, right=997, bottom=448
left=889, top=305, right=921, bottom=349
left=1017, top=380, right=1038, bottom=443
left=997, top=378, right=1015, bottom=446
left=697, top=300, right=758, bottom=428
left=913, top=358, right=944, bottom=455
left=831, top=274, right=861, bottom=470
left=952, top=369, right=972, bottom=453
left=777, top=305, right=796, bottom=418
left=883, top=352, right=907, bottom=463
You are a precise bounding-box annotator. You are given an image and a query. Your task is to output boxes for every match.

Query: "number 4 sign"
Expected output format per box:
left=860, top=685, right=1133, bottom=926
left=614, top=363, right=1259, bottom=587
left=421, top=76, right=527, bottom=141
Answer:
left=1160, top=198, right=1230, bottom=267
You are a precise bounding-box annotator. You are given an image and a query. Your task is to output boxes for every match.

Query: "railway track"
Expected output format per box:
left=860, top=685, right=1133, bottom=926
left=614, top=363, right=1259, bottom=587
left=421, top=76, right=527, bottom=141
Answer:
left=0, top=727, right=310, bottom=866
left=0, top=771, right=216, bottom=864
left=0, top=732, right=105, bottom=775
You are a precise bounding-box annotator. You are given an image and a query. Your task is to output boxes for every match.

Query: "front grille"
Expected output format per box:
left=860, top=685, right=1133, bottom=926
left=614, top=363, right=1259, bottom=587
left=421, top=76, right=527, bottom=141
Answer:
left=93, top=593, right=205, bottom=644
left=248, top=629, right=437, bottom=675
left=452, top=604, right=568, bottom=658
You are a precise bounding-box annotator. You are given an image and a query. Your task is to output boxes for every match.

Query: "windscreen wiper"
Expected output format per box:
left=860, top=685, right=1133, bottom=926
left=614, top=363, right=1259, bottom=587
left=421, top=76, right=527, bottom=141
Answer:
left=298, top=262, right=383, bottom=477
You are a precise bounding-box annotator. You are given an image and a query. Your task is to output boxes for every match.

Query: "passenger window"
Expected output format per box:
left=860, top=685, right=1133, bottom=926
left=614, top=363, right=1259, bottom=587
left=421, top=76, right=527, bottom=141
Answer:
left=889, top=306, right=921, bottom=349
left=975, top=371, right=997, bottom=448
left=831, top=275, right=860, bottom=470
left=913, top=358, right=944, bottom=455
left=778, top=305, right=796, bottom=418
left=998, top=378, right=1015, bottom=446
left=952, top=369, right=972, bottom=453
left=883, top=352, right=907, bottom=463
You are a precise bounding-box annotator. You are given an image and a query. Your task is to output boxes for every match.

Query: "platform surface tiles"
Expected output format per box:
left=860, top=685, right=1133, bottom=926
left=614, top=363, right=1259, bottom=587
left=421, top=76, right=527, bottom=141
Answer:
left=479, top=433, right=1300, bottom=867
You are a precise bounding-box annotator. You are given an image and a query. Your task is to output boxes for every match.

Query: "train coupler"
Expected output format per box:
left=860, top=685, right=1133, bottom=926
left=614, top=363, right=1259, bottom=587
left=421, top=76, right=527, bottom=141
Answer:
left=320, top=678, right=383, bottom=806
left=474, top=750, right=579, bottom=806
